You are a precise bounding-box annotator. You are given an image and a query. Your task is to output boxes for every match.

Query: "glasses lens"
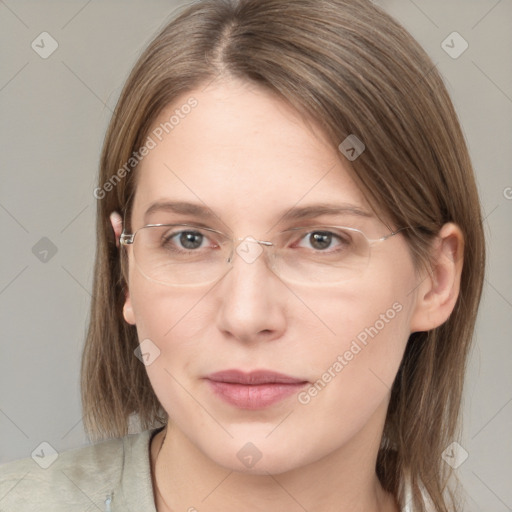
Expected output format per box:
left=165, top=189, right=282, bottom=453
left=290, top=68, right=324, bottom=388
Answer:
left=133, top=225, right=229, bottom=286
left=271, top=226, right=370, bottom=285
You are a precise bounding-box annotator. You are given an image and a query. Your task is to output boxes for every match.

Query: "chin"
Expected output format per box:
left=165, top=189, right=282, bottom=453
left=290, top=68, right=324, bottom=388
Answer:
left=201, top=434, right=313, bottom=476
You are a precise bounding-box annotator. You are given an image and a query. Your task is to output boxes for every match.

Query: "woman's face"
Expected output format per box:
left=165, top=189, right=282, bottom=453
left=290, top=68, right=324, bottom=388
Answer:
left=122, top=77, right=423, bottom=474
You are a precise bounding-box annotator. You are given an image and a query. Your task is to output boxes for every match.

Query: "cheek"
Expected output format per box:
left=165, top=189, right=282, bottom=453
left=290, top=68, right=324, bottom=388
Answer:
left=128, top=260, right=212, bottom=338
left=127, top=273, right=218, bottom=380
left=128, top=280, right=212, bottom=419
left=302, top=287, right=409, bottom=384
left=294, top=259, right=415, bottom=426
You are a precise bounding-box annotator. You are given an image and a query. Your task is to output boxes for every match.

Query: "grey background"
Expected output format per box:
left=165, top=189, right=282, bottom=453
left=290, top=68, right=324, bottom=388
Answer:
left=0, top=0, right=511, bottom=510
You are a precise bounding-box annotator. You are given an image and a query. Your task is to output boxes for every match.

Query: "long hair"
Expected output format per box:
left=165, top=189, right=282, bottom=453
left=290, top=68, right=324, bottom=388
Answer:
left=81, top=1, right=486, bottom=510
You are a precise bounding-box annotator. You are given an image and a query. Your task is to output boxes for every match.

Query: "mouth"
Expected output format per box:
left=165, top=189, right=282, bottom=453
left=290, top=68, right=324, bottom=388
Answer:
left=204, top=369, right=309, bottom=410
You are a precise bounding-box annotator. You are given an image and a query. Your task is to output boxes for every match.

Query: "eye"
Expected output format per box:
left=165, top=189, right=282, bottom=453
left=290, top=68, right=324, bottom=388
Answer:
left=162, top=228, right=214, bottom=252
left=295, top=229, right=352, bottom=252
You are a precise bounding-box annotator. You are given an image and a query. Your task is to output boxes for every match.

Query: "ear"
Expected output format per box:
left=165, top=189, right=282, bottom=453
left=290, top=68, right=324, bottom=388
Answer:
left=110, top=211, right=136, bottom=325
left=110, top=211, right=123, bottom=248
left=409, top=222, right=464, bottom=333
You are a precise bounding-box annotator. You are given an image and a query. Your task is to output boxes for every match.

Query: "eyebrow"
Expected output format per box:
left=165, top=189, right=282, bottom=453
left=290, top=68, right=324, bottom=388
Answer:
left=144, top=200, right=373, bottom=224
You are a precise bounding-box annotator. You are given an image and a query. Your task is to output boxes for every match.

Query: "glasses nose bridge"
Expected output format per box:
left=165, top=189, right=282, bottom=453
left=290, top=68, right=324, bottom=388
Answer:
left=233, top=235, right=273, bottom=245
left=227, top=235, right=276, bottom=266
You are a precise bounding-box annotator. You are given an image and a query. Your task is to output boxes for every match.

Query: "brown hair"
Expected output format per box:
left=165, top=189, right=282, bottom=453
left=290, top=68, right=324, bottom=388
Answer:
left=81, top=1, right=485, bottom=510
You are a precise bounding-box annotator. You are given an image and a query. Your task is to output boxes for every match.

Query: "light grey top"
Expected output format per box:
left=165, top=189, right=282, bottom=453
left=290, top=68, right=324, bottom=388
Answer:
left=0, top=426, right=426, bottom=511
left=0, top=426, right=164, bottom=511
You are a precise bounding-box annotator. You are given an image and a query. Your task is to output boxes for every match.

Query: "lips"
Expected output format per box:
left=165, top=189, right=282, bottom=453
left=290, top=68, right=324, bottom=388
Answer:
left=206, top=369, right=307, bottom=385
left=204, top=370, right=308, bottom=409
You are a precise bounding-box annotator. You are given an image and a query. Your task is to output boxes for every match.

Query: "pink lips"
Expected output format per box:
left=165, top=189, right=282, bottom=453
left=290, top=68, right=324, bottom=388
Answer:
left=204, top=370, right=308, bottom=409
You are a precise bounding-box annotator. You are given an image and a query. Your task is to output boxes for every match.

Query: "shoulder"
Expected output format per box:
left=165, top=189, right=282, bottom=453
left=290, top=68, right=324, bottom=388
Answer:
left=0, top=427, right=160, bottom=512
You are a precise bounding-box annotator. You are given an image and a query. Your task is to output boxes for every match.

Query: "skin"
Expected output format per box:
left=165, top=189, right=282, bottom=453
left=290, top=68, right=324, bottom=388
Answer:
left=110, top=77, right=464, bottom=512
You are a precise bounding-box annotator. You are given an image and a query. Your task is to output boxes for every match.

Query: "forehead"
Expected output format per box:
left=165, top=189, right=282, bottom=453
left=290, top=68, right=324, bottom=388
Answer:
left=131, top=78, right=372, bottom=229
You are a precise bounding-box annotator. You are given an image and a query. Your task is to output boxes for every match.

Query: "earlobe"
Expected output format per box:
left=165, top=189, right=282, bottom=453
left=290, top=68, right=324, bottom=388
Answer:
left=409, top=223, right=464, bottom=333
left=123, top=290, right=136, bottom=325
left=110, top=211, right=123, bottom=249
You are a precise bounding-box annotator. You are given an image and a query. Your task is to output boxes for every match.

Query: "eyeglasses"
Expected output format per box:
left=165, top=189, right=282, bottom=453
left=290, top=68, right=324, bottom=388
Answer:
left=119, top=223, right=409, bottom=286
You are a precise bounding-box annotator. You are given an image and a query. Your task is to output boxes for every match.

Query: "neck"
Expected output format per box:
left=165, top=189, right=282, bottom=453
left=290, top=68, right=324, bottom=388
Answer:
left=150, top=417, right=399, bottom=512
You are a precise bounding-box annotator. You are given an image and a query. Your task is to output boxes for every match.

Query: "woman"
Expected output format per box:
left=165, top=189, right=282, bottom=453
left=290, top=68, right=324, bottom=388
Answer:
left=0, top=0, right=485, bottom=511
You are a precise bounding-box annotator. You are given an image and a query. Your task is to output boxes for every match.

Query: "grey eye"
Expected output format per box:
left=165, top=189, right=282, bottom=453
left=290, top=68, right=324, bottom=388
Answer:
left=296, top=230, right=350, bottom=251
left=162, top=229, right=209, bottom=252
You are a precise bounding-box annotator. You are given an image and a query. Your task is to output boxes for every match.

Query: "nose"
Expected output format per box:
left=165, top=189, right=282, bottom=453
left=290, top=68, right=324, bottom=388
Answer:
left=214, top=237, right=287, bottom=344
